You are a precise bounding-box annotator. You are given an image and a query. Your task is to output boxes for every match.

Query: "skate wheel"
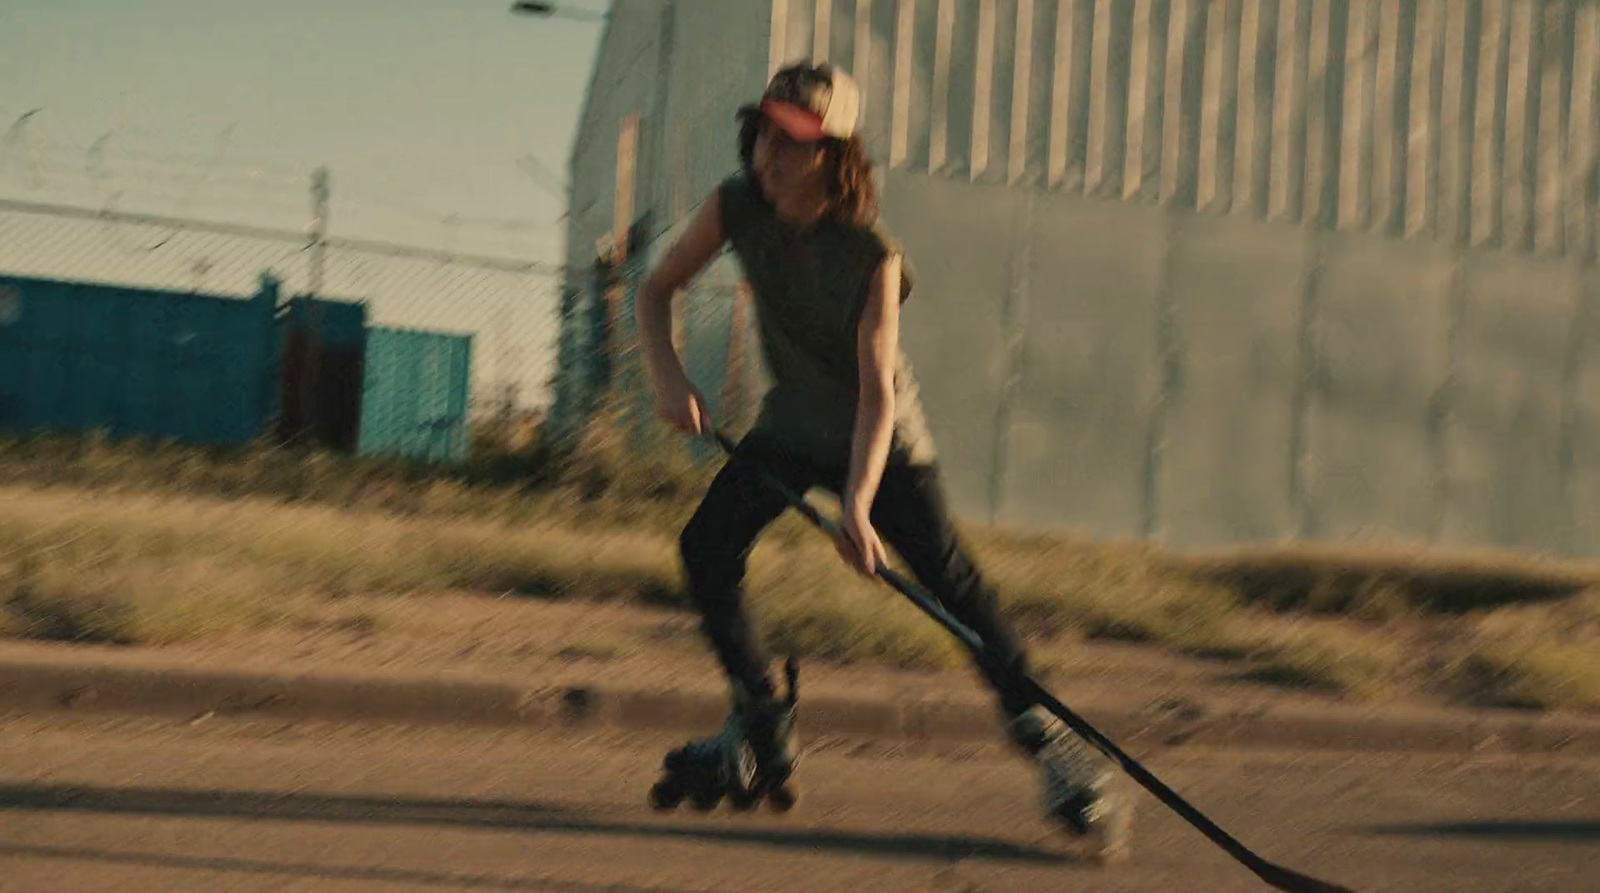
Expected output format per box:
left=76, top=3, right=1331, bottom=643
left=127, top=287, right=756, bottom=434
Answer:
left=765, top=783, right=798, bottom=813
left=1093, top=799, right=1134, bottom=865
left=648, top=781, right=683, bottom=811
left=727, top=789, right=759, bottom=811
left=1093, top=842, right=1132, bottom=866
left=1091, top=827, right=1133, bottom=866
left=690, top=790, right=723, bottom=812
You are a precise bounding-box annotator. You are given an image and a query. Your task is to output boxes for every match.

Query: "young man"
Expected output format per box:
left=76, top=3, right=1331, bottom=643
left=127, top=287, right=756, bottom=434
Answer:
left=634, top=62, right=1124, bottom=845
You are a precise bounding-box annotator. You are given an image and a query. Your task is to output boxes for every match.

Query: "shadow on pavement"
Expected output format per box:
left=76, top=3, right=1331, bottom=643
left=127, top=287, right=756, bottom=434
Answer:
left=0, top=842, right=722, bottom=893
left=0, top=781, right=1072, bottom=867
left=1366, top=820, right=1600, bottom=842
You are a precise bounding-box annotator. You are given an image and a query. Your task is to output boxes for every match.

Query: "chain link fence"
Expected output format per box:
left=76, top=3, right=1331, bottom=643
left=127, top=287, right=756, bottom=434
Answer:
left=0, top=197, right=571, bottom=453
left=538, top=209, right=764, bottom=468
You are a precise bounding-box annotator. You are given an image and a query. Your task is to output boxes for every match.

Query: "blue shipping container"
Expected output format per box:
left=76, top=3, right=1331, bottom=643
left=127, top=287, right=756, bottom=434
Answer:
left=0, top=274, right=280, bottom=446
left=359, top=326, right=473, bottom=463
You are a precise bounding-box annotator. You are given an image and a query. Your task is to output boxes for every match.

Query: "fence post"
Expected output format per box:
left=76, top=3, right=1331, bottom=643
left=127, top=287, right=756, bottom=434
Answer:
left=298, top=166, right=330, bottom=449
left=310, top=167, right=329, bottom=298
left=591, top=252, right=618, bottom=400
left=618, top=223, right=654, bottom=449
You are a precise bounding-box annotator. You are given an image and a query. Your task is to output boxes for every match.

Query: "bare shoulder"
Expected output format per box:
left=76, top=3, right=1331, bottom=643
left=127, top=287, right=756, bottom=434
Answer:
left=646, top=189, right=727, bottom=293
left=860, top=219, right=915, bottom=303
left=861, top=253, right=904, bottom=326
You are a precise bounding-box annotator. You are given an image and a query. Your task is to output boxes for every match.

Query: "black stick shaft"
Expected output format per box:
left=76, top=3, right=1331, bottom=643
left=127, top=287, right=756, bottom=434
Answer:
left=708, top=431, right=1354, bottom=893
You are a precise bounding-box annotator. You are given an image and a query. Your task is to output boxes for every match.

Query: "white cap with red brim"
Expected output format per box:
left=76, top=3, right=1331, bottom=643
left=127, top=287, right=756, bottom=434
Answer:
left=757, top=62, right=861, bottom=143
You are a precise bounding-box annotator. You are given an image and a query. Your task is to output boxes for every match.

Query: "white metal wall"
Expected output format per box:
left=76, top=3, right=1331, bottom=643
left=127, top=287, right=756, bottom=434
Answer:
left=558, top=1, right=1600, bottom=559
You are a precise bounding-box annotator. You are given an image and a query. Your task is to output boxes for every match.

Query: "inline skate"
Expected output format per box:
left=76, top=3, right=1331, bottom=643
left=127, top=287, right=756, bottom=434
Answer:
left=649, top=658, right=801, bottom=813
left=1008, top=705, right=1133, bottom=861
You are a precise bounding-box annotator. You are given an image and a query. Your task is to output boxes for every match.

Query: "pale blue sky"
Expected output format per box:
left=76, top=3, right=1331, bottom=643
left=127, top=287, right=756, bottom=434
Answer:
left=0, top=0, right=608, bottom=260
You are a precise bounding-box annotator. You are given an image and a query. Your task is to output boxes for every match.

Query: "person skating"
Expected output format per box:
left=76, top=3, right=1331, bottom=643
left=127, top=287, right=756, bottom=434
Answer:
left=633, top=61, right=1127, bottom=849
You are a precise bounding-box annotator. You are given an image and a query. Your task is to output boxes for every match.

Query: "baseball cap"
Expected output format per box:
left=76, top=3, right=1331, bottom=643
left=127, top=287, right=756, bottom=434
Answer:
left=757, top=62, right=860, bottom=143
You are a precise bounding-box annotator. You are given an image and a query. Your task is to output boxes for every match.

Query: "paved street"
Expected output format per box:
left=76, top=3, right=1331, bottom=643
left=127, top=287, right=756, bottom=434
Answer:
left=0, top=713, right=1593, bottom=893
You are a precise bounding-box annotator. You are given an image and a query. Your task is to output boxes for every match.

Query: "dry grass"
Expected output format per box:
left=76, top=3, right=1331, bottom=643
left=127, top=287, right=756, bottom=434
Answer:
left=4, top=429, right=1600, bottom=711
left=0, top=482, right=682, bottom=645
left=971, top=530, right=1241, bottom=646
left=748, top=544, right=966, bottom=670
left=0, top=426, right=713, bottom=540
left=1461, top=641, right=1600, bottom=711
left=1450, top=590, right=1600, bottom=710
left=1174, top=541, right=1600, bottom=615
left=0, top=483, right=681, bottom=598
left=1234, top=623, right=1407, bottom=699
left=1, top=556, right=303, bottom=645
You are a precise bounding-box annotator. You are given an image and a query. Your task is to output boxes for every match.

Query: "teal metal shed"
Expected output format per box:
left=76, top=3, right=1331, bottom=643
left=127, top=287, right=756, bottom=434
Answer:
left=358, top=326, right=473, bottom=463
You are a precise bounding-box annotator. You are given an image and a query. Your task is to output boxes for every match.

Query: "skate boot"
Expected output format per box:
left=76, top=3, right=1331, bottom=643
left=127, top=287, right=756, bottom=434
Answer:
left=1008, top=706, right=1132, bottom=861
left=649, top=658, right=801, bottom=814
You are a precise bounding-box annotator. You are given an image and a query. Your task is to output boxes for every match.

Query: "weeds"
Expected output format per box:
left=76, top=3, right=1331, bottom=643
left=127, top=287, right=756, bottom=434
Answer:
left=3, top=429, right=1599, bottom=712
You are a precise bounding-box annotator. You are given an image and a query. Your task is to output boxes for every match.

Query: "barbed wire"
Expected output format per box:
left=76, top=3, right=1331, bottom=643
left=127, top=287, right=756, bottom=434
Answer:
left=0, top=190, right=766, bottom=440
left=0, top=198, right=573, bottom=418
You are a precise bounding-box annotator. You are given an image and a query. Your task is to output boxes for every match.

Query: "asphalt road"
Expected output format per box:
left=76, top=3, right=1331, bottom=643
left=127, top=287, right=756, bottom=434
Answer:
left=0, top=712, right=1593, bottom=893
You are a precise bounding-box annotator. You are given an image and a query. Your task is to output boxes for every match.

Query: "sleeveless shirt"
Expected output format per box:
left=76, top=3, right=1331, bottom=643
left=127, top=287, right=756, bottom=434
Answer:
left=717, top=171, right=937, bottom=467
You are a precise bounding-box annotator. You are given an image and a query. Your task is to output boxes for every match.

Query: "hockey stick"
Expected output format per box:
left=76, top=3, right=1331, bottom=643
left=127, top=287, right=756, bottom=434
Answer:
left=707, top=430, right=1354, bottom=893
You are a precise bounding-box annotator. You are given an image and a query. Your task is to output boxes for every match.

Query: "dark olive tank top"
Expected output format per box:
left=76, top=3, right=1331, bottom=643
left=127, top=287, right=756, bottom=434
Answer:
left=717, top=172, right=937, bottom=467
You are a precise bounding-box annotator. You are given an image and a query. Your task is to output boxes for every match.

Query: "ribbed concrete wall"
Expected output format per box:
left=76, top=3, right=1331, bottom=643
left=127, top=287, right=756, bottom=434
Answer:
left=832, top=0, right=1600, bottom=259
left=556, top=0, right=1600, bottom=559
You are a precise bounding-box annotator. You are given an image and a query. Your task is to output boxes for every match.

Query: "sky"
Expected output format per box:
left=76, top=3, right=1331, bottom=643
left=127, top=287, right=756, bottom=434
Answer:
left=0, top=0, right=608, bottom=260
left=0, top=0, right=610, bottom=409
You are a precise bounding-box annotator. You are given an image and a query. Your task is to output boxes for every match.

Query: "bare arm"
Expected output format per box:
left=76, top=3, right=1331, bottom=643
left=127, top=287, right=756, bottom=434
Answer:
left=637, top=191, right=727, bottom=388
left=844, top=253, right=903, bottom=524
left=635, top=191, right=727, bottom=433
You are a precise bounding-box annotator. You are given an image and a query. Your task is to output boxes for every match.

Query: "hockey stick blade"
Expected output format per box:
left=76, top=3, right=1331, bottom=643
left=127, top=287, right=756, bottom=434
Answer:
left=707, top=431, right=1356, bottom=893
left=1021, top=681, right=1355, bottom=893
left=1253, top=863, right=1358, bottom=893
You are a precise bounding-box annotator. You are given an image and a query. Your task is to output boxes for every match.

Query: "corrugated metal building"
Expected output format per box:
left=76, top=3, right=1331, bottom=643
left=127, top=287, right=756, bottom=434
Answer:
left=558, top=0, right=1600, bottom=557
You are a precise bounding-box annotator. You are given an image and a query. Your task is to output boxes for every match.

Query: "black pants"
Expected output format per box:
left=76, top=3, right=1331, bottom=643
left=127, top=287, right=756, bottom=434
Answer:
left=678, top=434, right=1037, bottom=718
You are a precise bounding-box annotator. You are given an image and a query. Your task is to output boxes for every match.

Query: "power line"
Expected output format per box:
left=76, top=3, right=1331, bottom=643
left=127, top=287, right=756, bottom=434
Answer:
left=27, top=137, right=308, bottom=183
left=0, top=196, right=575, bottom=276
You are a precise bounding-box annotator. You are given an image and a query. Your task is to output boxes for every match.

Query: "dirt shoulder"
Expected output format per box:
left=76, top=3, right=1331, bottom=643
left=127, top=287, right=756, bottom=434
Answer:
left=95, top=591, right=1390, bottom=712
left=6, top=590, right=1596, bottom=761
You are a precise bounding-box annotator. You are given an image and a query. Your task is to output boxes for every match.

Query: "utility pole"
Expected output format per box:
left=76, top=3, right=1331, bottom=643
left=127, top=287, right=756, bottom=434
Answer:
left=299, top=166, right=331, bottom=448
left=310, top=166, right=330, bottom=298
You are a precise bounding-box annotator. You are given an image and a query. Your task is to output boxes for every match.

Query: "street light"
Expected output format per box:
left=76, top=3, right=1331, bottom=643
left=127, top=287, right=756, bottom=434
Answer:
left=509, top=1, right=607, bottom=21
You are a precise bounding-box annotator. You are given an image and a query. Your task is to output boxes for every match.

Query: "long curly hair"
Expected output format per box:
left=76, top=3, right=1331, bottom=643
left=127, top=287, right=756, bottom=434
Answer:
left=736, top=105, right=879, bottom=228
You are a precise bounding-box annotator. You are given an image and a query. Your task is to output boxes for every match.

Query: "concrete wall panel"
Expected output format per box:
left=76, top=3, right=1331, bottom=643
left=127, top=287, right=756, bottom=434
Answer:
left=1001, top=192, right=1166, bottom=534
left=1443, top=253, right=1582, bottom=553
left=1573, top=271, right=1600, bottom=557
left=1303, top=232, right=1455, bottom=545
left=1160, top=213, right=1309, bottom=547
left=881, top=171, right=1018, bottom=519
